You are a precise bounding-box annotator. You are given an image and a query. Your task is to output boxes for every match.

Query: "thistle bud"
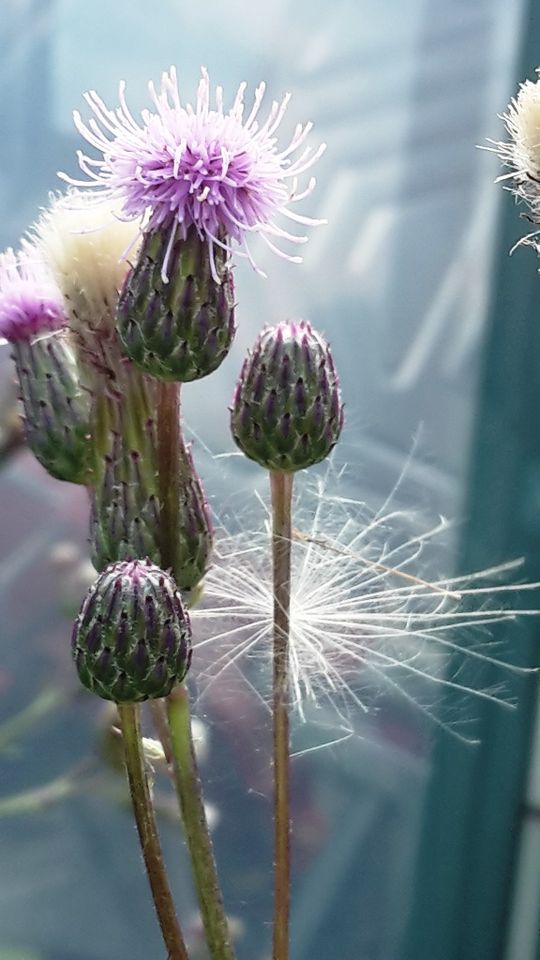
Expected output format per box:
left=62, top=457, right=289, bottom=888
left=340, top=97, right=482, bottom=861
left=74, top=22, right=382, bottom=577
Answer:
left=230, top=320, right=344, bottom=472
left=72, top=559, right=192, bottom=702
left=174, top=443, right=214, bottom=592
left=90, top=394, right=212, bottom=592
left=14, top=332, right=91, bottom=484
left=117, top=227, right=236, bottom=383
left=90, top=425, right=161, bottom=572
left=0, top=244, right=91, bottom=483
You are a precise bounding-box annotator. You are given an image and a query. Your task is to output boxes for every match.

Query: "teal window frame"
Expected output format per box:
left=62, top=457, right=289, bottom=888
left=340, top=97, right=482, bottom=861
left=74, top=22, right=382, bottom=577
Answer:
left=402, top=7, right=540, bottom=959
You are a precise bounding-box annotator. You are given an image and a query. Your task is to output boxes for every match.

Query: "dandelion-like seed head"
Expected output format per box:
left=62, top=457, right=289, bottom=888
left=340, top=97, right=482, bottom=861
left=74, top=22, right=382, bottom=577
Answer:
left=192, top=466, right=538, bottom=747
left=0, top=244, right=66, bottom=344
left=497, top=74, right=540, bottom=181
left=62, top=67, right=326, bottom=277
left=34, top=189, right=141, bottom=332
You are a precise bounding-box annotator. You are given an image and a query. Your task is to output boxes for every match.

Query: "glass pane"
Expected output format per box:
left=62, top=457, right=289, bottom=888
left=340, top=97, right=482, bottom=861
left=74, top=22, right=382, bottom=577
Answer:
left=0, top=2, right=525, bottom=959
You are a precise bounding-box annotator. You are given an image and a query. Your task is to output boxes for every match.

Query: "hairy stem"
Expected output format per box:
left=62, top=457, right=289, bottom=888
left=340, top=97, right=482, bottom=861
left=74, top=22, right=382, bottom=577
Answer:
left=270, top=470, right=294, bottom=960
left=167, top=686, right=236, bottom=960
left=117, top=702, right=189, bottom=960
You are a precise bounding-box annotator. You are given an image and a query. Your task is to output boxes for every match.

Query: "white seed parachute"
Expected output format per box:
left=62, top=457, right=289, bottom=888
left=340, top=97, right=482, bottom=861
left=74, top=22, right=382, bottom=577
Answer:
left=190, top=457, right=540, bottom=751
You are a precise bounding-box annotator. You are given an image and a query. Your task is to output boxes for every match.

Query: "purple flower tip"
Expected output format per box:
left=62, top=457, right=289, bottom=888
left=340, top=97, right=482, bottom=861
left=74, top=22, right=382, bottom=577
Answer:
left=0, top=245, right=66, bottom=343
left=62, top=67, right=327, bottom=280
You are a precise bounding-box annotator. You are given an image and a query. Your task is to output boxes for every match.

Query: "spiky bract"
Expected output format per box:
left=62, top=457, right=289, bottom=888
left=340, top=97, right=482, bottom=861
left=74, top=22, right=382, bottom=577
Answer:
left=117, top=227, right=235, bottom=382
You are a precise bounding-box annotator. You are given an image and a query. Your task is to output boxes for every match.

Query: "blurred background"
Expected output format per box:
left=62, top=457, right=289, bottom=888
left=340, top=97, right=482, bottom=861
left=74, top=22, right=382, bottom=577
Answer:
left=1, top=1, right=540, bottom=958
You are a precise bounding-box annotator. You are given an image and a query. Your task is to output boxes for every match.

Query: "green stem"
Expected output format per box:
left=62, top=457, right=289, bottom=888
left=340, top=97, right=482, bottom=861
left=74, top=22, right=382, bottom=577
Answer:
left=270, top=470, right=294, bottom=960
left=117, top=702, right=189, bottom=960
left=166, top=686, right=235, bottom=960
left=156, top=382, right=234, bottom=960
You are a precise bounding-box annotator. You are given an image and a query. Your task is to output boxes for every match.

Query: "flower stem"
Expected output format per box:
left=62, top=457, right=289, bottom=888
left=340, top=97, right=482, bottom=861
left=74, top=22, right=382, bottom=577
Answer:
left=156, top=383, right=235, bottom=960
left=166, top=686, right=236, bottom=960
left=117, top=702, right=189, bottom=960
left=270, top=470, right=294, bottom=960
left=157, top=380, right=182, bottom=580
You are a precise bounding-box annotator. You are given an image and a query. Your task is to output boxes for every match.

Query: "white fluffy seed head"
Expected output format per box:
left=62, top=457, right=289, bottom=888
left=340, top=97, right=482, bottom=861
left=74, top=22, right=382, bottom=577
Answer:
left=503, top=76, right=540, bottom=177
left=34, top=190, right=141, bottom=333
left=191, top=464, right=539, bottom=748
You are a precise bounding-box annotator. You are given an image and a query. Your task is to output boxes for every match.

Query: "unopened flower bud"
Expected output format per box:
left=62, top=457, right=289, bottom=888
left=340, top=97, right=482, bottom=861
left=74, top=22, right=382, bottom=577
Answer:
left=72, top=559, right=192, bottom=702
left=0, top=245, right=91, bottom=483
left=174, top=442, right=214, bottom=591
left=117, top=227, right=236, bottom=382
left=90, top=403, right=212, bottom=591
left=231, top=319, right=344, bottom=471
left=90, top=426, right=161, bottom=571
left=14, top=332, right=91, bottom=483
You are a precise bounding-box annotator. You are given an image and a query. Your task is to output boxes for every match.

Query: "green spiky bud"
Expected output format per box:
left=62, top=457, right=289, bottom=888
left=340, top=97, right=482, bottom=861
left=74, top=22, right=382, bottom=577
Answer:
left=90, top=425, right=161, bottom=571
left=72, top=559, right=192, bottom=702
left=90, top=386, right=212, bottom=592
left=230, top=319, right=344, bottom=472
left=174, top=442, right=214, bottom=592
left=117, top=227, right=236, bottom=383
left=13, top=332, right=91, bottom=484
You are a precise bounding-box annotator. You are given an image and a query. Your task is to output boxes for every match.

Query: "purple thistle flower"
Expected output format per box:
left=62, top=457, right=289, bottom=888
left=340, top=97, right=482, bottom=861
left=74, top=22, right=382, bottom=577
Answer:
left=61, top=67, right=326, bottom=282
left=0, top=245, right=66, bottom=344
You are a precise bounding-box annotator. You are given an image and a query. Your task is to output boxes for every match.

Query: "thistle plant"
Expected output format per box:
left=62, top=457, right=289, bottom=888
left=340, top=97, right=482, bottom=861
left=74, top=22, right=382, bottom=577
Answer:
left=56, top=65, right=323, bottom=960
left=231, top=319, right=343, bottom=960
left=36, top=190, right=214, bottom=593
left=3, top=63, right=538, bottom=960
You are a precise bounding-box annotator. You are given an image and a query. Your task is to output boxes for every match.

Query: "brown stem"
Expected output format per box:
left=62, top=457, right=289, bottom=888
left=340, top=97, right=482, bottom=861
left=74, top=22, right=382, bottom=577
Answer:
left=117, top=702, right=189, bottom=960
left=270, top=470, right=294, bottom=960
left=156, top=380, right=182, bottom=576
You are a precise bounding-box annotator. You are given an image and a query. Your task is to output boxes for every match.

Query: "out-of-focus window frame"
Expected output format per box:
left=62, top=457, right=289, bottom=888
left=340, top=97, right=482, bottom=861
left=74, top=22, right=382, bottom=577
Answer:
left=402, top=6, right=540, bottom=959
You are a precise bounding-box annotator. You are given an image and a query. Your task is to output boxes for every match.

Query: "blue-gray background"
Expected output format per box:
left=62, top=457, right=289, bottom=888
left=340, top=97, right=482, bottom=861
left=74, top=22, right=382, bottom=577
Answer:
left=1, top=2, right=539, bottom=959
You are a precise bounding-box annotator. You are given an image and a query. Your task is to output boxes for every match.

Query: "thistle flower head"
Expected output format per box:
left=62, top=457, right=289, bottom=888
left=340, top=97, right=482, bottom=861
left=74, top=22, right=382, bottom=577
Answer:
left=0, top=244, right=66, bottom=344
left=231, top=319, right=343, bottom=472
left=62, top=67, right=326, bottom=280
left=496, top=74, right=540, bottom=183
left=72, top=558, right=192, bottom=702
left=34, top=189, right=141, bottom=332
